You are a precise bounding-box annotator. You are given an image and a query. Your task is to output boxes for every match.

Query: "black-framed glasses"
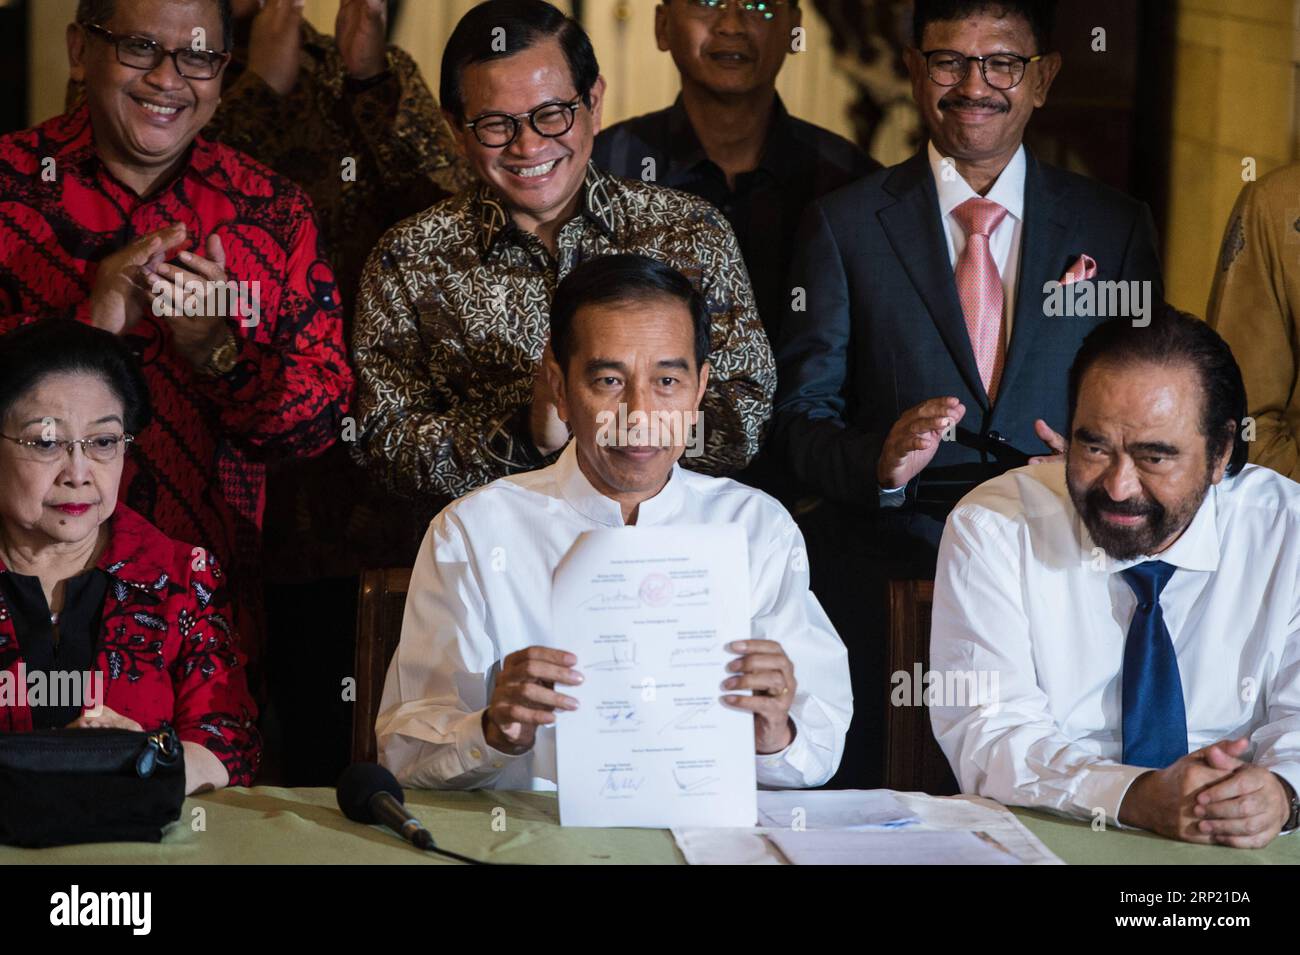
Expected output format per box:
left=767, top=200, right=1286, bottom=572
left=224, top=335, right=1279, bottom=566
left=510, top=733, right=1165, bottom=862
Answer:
left=465, top=97, right=583, bottom=148
left=83, top=23, right=231, bottom=80
left=921, top=49, right=1043, bottom=91
left=0, top=432, right=135, bottom=464
left=686, top=0, right=790, bottom=20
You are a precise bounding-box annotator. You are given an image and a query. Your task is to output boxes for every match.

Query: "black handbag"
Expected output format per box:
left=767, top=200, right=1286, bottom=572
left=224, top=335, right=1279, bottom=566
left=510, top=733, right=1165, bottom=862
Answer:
left=0, top=725, right=185, bottom=847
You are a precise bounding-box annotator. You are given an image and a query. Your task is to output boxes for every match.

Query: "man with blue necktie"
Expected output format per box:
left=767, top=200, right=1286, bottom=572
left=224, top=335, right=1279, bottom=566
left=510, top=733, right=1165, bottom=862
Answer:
left=930, top=305, right=1300, bottom=848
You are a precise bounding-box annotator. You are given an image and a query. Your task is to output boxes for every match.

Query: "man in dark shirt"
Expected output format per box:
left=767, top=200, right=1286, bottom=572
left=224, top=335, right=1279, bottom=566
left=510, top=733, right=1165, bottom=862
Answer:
left=592, top=0, right=878, bottom=501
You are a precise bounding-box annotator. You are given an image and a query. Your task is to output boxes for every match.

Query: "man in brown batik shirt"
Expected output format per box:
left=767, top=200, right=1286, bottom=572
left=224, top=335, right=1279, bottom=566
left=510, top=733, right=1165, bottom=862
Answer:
left=353, top=0, right=775, bottom=506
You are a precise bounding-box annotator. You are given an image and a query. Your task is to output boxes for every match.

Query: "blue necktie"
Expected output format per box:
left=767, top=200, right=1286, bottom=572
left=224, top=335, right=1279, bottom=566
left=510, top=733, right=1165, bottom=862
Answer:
left=1119, top=560, right=1188, bottom=768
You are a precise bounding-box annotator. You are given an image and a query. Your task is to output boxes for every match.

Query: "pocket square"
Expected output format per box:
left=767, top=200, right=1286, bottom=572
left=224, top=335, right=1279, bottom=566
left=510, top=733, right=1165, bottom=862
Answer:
left=1060, top=254, right=1097, bottom=284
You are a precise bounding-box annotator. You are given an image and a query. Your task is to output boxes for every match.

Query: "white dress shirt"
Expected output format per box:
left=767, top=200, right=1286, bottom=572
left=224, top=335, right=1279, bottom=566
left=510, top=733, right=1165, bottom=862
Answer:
left=927, top=140, right=1026, bottom=340
left=377, top=442, right=852, bottom=791
left=930, top=461, right=1300, bottom=825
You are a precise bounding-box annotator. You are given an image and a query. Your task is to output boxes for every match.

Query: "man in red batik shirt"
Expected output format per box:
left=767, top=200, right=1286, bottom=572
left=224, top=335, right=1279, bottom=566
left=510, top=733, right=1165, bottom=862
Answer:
left=0, top=0, right=353, bottom=679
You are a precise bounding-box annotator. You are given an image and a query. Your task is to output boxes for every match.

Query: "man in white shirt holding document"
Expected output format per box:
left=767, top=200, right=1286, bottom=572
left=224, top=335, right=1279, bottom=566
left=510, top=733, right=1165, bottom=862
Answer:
left=377, top=254, right=851, bottom=793
left=931, top=304, right=1300, bottom=848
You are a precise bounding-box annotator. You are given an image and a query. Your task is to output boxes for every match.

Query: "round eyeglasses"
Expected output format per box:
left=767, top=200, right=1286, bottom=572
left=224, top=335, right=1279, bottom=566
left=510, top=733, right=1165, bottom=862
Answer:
left=84, top=23, right=231, bottom=80
left=686, top=0, right=790, bottom=21
left=921, top=49, right=1043, bottom=91
left=465, top=98, right=583, bottom=149
left=1, top=432, right=135, bottom=464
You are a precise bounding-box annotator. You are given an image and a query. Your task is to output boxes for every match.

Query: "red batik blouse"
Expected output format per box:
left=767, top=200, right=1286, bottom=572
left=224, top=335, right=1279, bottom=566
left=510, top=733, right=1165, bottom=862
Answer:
left=0, top=105, right=353, bottom=668
left=0, top=504, right=261, bottom=786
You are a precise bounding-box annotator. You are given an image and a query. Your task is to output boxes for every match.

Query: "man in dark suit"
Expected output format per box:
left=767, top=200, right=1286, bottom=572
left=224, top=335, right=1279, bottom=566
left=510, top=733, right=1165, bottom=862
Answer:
left=772, top=0, right=1163, bottom=787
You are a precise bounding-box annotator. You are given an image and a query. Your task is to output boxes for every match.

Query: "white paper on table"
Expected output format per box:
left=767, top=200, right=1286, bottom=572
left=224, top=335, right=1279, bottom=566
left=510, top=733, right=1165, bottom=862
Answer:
left=767, top=829, right=1022, bottom=865
left=672, top=791, right=1065, bottom=864
left=550, top=524, right=758, bottom=828
left=756, top=789, right=920, bottom=830
left=893, top=792, right=1062, bottom=865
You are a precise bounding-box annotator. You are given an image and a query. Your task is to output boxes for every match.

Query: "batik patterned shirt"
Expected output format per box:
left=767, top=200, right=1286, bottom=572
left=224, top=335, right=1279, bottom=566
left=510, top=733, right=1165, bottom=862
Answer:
left=67, top=24, right=471, bottom=578
left=353, top=163, right=776, bottom=504
left=0, top=105, right=352, bottom=668
left=0, top=504, right=261, bottom=786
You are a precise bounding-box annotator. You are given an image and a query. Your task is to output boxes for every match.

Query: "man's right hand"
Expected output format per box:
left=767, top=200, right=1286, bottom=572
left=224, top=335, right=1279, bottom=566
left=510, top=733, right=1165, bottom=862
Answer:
left=90, top=224, right=188, bottom=335
left=876, top=397, right=965, bottom=490
left=482, top=647, right=582, bottom=756
left=248, top=0, right=305, bottom=96
left=1117, top=739, right=1247, bottom=842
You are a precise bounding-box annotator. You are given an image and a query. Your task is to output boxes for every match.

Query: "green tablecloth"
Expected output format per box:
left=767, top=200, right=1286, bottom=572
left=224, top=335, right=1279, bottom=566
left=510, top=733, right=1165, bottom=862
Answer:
left=3, top=788, right=1298, bottom=864
left=1014, top=808, right=1299, bottom=865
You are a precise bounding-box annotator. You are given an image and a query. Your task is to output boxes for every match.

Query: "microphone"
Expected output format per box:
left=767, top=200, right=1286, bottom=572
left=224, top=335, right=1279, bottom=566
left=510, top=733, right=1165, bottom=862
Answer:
left=336, top=763, right=488, bottom=865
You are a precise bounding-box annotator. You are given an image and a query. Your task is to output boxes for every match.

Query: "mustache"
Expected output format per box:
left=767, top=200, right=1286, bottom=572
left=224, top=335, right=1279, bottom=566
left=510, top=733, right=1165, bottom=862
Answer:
left=939, top=95, right=1010, bottom=113
left=1085, top=486, right=1160, bottom=519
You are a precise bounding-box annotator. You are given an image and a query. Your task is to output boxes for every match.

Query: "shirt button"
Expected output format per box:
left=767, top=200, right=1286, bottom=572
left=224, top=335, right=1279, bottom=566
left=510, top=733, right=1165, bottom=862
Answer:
left=492, top=761, right=503, bottom=769
left=470, top=747, right=483, bottom=760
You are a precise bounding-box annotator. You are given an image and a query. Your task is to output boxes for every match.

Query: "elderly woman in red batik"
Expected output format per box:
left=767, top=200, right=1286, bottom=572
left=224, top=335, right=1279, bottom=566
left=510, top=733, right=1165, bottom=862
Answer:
left=0, top=321, right=260, bottom=791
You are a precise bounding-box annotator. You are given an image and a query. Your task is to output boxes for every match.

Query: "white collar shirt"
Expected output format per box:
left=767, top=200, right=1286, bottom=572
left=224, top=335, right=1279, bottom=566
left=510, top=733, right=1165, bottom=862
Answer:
left=377, top=442, right=852, bottom=792
left=930, top=460, right=1300, bottom=825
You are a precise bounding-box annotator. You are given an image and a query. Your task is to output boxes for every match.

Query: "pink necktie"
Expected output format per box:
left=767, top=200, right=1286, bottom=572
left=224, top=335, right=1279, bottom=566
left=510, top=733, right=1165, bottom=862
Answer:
left=952, top=197, right=1009, bottom=399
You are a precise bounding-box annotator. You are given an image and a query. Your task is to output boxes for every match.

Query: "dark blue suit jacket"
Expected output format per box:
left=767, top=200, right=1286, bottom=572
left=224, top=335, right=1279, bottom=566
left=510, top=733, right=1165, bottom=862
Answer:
left=772, top=147, right=1164, bottom=549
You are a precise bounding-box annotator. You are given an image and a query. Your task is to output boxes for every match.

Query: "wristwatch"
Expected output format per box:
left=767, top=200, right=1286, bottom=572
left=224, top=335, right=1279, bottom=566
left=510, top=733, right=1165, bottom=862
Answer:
left=1281, top=777, right=1300, bottom=833
left=202, top=327, right=239, bottom=377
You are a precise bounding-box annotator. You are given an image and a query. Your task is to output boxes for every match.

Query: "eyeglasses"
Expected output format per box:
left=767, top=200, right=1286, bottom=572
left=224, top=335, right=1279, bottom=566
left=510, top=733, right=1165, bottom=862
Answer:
left=685, top=0, right=790, bottom=21
left=0, top=433, right=135, bottom=464
left=83, top=23, right=231, bottom=80
left=921, top=49, right=1043, bottom=91
left=465, top=98, right=583, bottom=148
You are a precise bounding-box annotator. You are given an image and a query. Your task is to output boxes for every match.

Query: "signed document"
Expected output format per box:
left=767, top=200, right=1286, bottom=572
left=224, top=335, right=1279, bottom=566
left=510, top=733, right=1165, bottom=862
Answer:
left=550, top=525, right=758, bottom=828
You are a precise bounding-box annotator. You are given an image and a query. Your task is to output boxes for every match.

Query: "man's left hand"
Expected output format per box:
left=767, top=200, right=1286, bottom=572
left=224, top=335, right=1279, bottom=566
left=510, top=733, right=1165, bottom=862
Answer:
left=1193, top=740, right=1292, bottom=848
left=722, top=639, right=797, bottom=755
left=145, top=234, right=235, bottom=371
left=336, top=0, right=388, bottom=81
